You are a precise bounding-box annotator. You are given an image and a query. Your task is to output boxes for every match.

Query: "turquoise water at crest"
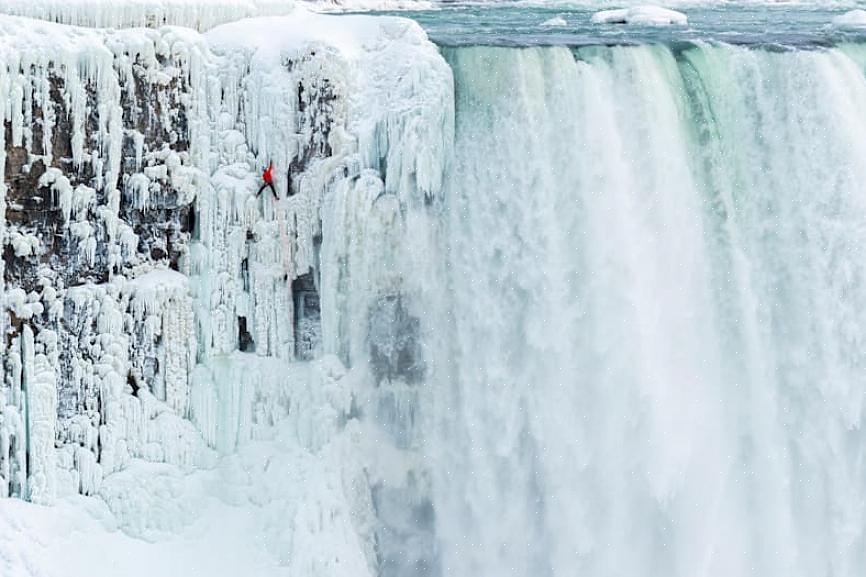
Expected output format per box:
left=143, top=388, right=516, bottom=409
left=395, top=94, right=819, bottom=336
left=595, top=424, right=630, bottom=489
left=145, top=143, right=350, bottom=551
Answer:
left=370, top=4, right=866, bottom=46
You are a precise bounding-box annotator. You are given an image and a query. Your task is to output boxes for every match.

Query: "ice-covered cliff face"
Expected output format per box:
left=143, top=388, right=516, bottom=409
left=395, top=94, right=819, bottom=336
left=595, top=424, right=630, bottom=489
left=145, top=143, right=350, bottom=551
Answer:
left=0, top=7, right=452, bottom=574
left=0, top=16, right=215, bottom=503
left=4, top=4, right=866, bottom=577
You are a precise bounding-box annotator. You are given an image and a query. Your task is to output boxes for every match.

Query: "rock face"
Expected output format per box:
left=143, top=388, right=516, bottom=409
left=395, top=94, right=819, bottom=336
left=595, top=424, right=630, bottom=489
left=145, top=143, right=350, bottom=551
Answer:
left=1, top=23, right=210, bottom=502
left=0, top=11, right=453, bottom=540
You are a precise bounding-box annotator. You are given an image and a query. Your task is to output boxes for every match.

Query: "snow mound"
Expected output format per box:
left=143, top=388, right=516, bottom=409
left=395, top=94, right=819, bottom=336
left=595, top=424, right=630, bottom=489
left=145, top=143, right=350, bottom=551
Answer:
left=592, top=5, right=688, bottom=26
left=541, top=16, right=568, bottom=27
left=832, top=9, right=866, bottom=29
left=0, top=0, right=297, bottom=31
left=0, top=0, right=437, bottom=27
left=206, top=8, right=419, bottom=58
left=127, top=269, right=189, bottom=292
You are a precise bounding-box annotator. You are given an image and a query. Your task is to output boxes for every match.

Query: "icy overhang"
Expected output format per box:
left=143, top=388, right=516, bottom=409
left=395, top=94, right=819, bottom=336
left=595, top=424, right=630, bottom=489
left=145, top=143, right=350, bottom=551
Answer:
left=206, top=9, right=428, bottom=60
left=0, top=13, right=207, bottom=63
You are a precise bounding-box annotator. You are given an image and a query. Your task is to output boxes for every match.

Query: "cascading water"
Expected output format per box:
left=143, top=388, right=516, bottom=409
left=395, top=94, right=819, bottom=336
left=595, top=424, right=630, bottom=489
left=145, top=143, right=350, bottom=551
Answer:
left=421, top=43, right=866, bottom=577
left=3, top=3, right=866, bottom=576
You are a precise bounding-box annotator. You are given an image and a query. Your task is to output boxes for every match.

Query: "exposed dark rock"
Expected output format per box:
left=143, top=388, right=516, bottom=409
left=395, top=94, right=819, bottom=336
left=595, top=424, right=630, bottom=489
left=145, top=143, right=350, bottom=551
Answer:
left=292, top=270, right=321, bottom=360
left=368, top=294, right=425, bottom=385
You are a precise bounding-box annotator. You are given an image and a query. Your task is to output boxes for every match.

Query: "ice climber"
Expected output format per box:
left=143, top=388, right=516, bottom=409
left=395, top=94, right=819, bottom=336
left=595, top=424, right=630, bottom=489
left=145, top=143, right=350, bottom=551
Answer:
left=257, top=162, right=278, bottom=199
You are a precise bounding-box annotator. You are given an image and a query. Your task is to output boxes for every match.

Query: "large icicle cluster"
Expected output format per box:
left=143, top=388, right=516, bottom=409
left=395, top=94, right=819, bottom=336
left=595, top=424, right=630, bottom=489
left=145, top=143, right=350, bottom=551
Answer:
left=0, top=4, right=453, bottom=573
left=0, top=16, right=213, bottom=502
left=187, top=17, right=452, bottom=570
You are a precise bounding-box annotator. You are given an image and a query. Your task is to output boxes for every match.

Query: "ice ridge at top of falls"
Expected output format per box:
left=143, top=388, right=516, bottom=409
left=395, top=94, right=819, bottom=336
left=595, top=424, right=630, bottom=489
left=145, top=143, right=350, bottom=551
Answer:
left=0, top=0, right=298, bottom=31
left=0, top=0, right=439, bottom=31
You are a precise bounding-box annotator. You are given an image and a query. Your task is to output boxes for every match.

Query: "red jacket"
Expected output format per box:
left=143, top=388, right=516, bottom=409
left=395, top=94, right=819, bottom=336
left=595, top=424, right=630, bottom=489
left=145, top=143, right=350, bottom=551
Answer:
left=262, top=162, right=274, bottom=184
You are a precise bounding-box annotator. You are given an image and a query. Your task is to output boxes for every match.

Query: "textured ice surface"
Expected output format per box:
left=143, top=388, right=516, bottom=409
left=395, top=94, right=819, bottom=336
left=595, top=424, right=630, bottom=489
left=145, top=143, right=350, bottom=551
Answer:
left=0, top=0, right=438, bottom=30
left=0, top=5, right=451, bottom=575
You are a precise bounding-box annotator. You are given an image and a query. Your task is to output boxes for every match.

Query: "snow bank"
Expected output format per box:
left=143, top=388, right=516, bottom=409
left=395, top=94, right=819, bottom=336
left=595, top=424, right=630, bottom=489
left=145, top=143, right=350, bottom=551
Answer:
left=592, top=5, right=688, bottom=26
left=126, top=269, right=188, bottom=293
left=0, top=0, right=438, bottom=28
left=207, top=10, right=400, bottom=59
left=832, top=9, right=866, bottom=29
left=0, top=415, right=374, bottom=576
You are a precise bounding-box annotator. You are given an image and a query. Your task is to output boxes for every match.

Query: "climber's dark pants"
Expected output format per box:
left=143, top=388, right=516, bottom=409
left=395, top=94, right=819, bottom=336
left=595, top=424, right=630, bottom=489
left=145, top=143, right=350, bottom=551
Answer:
left=257, top=182, right=278, bottom=199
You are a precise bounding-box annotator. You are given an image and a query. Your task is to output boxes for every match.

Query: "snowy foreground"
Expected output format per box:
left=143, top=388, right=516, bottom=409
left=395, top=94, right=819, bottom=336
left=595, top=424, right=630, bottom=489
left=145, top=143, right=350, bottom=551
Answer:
left=0, top=364, right=403, bottom=577
left=0, top=2, right=450, bottom=575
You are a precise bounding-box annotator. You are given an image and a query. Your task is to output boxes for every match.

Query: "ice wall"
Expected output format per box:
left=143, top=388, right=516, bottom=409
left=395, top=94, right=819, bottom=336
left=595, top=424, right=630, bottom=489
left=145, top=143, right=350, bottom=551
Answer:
left=432, top=43, right=866, bottom=577
left=189, top=14, right=452, bottom=573
left=0, top=16, right=212, bottom=502
left=1, top=6, right=452, bottom=574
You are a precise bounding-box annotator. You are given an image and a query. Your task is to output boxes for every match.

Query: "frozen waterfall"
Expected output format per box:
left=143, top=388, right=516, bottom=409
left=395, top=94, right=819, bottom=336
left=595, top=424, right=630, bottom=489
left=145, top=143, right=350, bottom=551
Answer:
left=2, top=3, right=866, bottom=575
